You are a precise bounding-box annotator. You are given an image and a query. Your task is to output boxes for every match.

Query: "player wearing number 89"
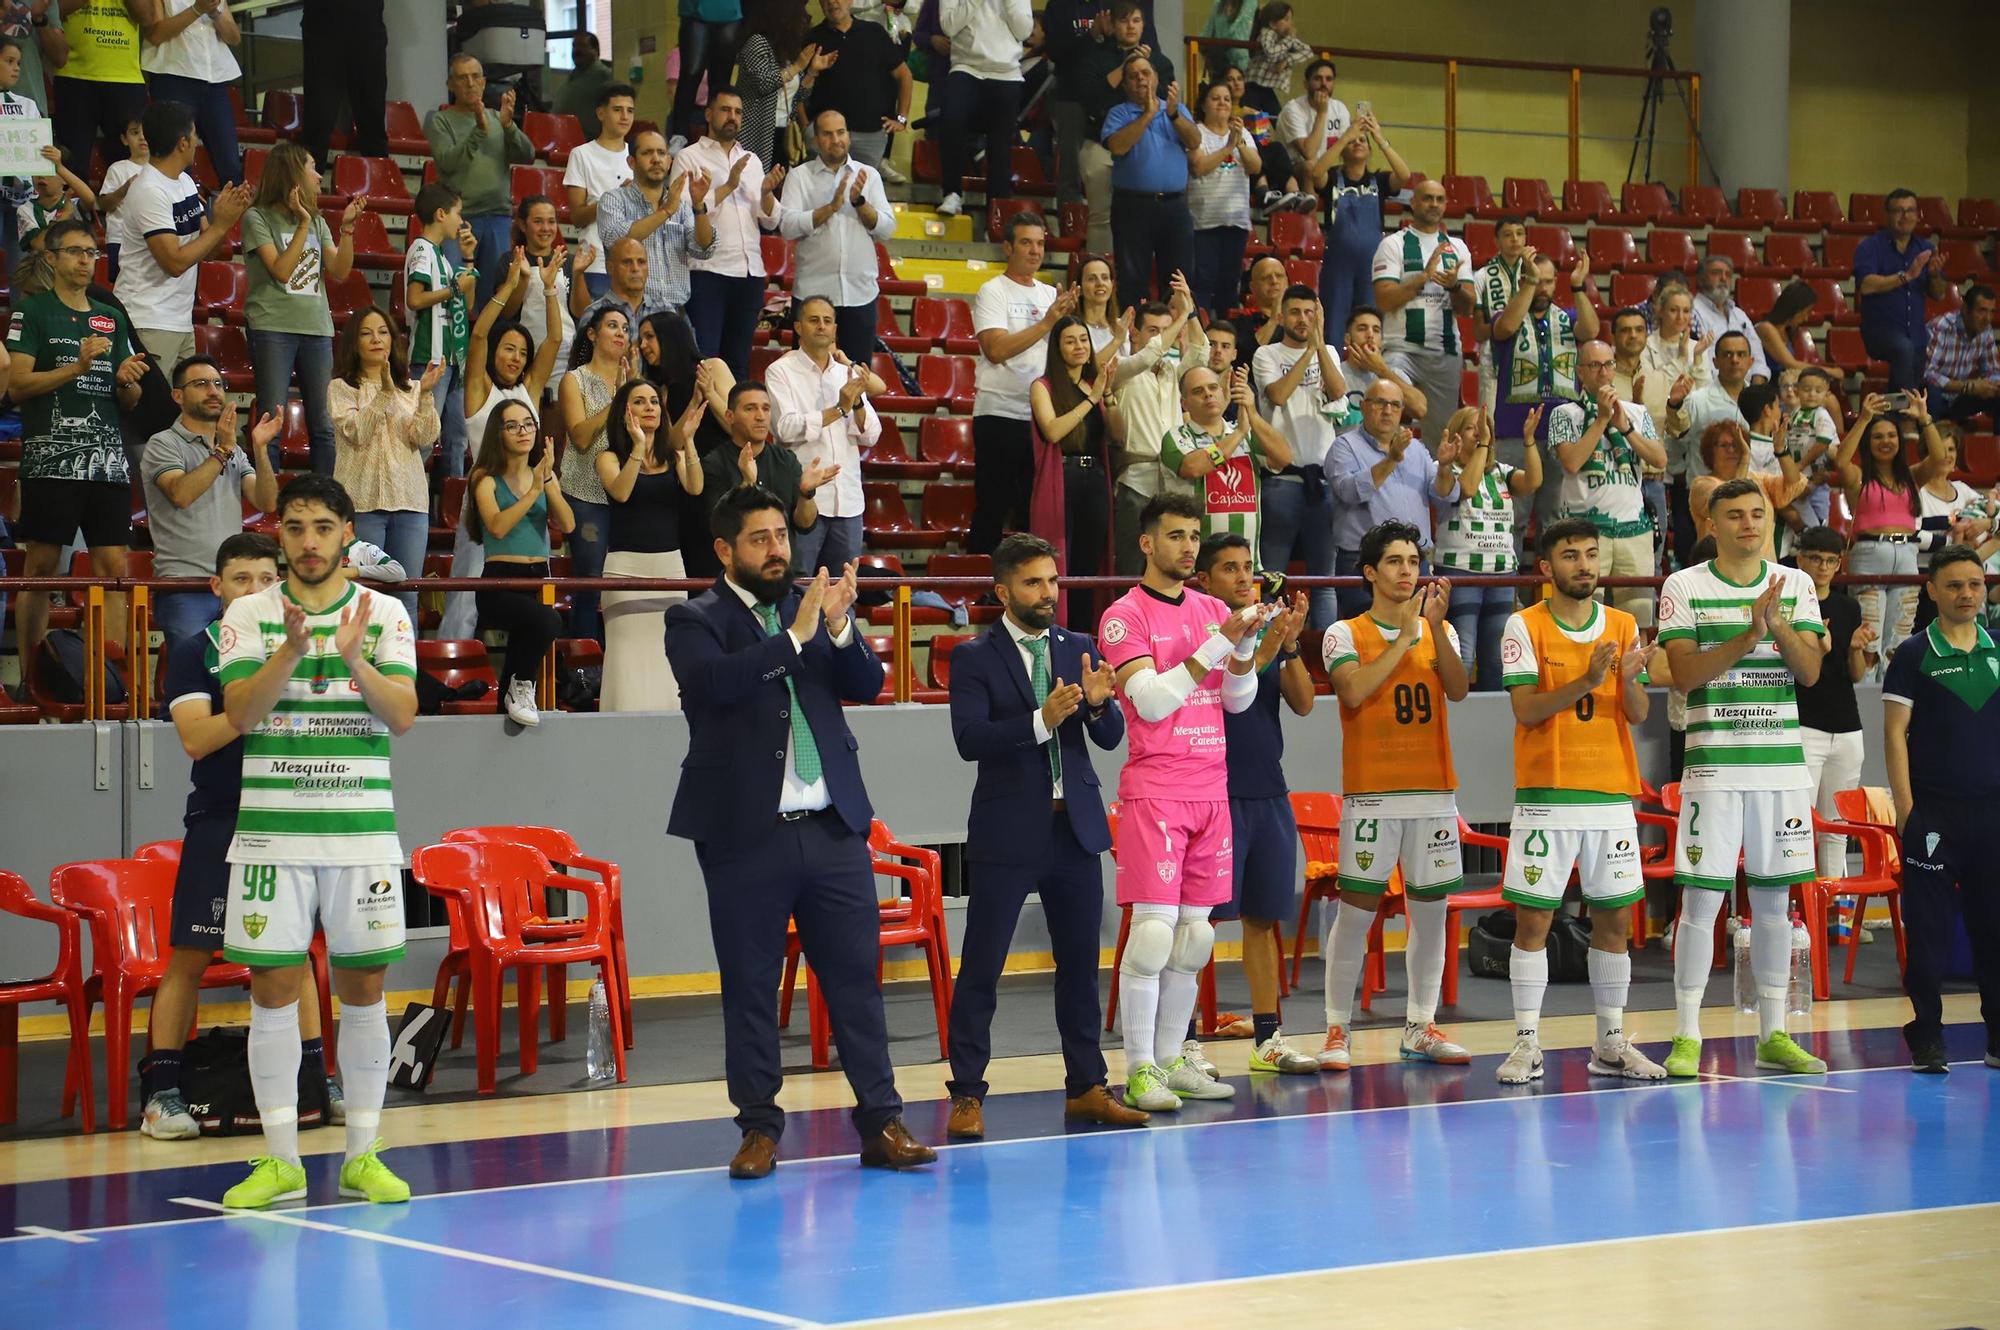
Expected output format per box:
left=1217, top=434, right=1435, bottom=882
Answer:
left=1318, top=520, right=1472, bottom=1069
left=216, top=475, right=420, bottom=1209
left=1496, top=518, right=1664, bottom=1084
left=1657, top=477, right=1830, bottom=1078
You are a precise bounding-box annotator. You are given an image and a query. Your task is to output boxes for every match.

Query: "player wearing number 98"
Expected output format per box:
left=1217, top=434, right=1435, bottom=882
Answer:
left=1494, top=519, right=1664, bottom=1085
left=1318, top=520, right=1471, bottom=1070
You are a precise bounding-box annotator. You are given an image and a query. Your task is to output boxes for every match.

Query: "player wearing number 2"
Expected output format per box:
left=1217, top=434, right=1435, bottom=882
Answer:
left=1496, top=518, right=1664, bottom=1084
left=1318, top=519, right=1473, bottom=1069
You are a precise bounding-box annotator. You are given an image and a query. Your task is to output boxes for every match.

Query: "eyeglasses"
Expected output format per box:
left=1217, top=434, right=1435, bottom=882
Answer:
left=501, top=419, right=539, bottom=434
left=55, top=245, right=100, bottom=259
left=179, top=377, right=226, bottom=391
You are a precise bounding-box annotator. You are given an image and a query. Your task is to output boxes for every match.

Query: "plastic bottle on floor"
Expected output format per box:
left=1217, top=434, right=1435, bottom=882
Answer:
left=586, top=978, right=614, bottom=1081
left=1731, top=916, right=1755, bottom=1013
left=1788, top=914, right=1814, bottom=1018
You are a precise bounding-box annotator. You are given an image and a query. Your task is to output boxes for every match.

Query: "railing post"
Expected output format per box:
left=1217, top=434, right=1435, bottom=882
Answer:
left=538, top=583, right=557, bottom=710
left=85, top=585, right=105, bottom=721
left=1568, top=67, right=1581, bottom=184
left=1187, top=37, right=1199, bottom=87
left=893, top=584, right=913, bottom=704
left=1444, top=59, right=1458, bottom=177
left=129, top=584, right=151, bottom=714
left=1686, top=74, right=1701, bottom=193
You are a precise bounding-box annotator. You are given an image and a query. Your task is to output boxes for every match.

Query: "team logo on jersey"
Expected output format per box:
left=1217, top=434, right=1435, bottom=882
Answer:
left=1522, top=864, right=1543, bottom=885
left=1686, top=846, right=1703, bottom=864
left=1616, top=839, right=1631, bottom=852
left=211, top=900, right=225, bottom=923
left=1101, top=617, right=1128, bottom=646
left=218, top=624, right=237, bottom=652
left=1355, top=851, right=1374, bottom=871
left=1433, top=829, right=1452, bottom=843
left=1927, top=832, right=1941, bottom=857
left=87, top=314, right=116, bottom=336
left=1657, top=592, right=1679, bottom=624
left=368, top=879, right=393, bottom=896
left=1206, top=624, right=1221, bottom=636
left=1783, top=817, right=1803, bottom=830
left=243, top=913, right=268, bottom=939
left=1155, top=859, right=1177, bottom=883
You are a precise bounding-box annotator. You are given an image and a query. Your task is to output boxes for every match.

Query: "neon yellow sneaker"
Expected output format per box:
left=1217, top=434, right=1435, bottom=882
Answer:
left=338, top=1139, right=411, bottom=1203
left=1123, top=1063, right=1181, bottom=1112
left=1755, top=1032, right=1828, bottom=1074
left=1663, top=1035, right=1702, bottom=1078
left=222, top=1157, right=307, bottom=1209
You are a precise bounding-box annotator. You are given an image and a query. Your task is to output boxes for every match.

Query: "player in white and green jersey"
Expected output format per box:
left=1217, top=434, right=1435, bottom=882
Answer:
left=1159, top=363, right=1293, bottom=559
left=1369, top=178, right=1475, bottom=423
left=1656, top=477, right=1831, bottom=1079
left=215, top=475, right=420, bottom=1210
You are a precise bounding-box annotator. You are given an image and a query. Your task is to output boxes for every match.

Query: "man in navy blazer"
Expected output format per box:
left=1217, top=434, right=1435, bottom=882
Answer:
left=944, top=534, right=1151, bottom=1137
left=664, top=485, right=936, bottom=1179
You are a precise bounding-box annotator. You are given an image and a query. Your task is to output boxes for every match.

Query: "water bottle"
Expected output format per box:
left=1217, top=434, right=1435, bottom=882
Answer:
left=1788, top=913, right=1814, bottom=1018
left=585, top=978, right=615, bottom=1082
left=1731, top=916, right=1756, bottom=1013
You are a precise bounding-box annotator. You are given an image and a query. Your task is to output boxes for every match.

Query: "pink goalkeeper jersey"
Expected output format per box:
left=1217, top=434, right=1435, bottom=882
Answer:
left=1098, top=584, right=1231, bottom=801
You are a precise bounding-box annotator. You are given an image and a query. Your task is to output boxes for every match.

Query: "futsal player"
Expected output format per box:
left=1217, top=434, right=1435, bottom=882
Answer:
left=216, top=475, right=419, bottom=1208
left=1098, top=494, right=1271, bottom=1110
left=1495, top=518, right=1665, bottom=1083
left=1657, top=477, right=1829, bottom=1077
left=1318, top=520, right=1473, bottom=1069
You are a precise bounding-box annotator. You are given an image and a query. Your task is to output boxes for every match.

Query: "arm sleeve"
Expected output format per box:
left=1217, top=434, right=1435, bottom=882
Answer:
left=161, top=633, right=214, bottom=714
left=1322, top=620, right=1357, bottom=671
left=1498, top=612, right=1539, bottom=687
left=130, top=178, right=173, bottom=238
left=1880, top=637, right=1920, bottom=708
left=767, top=358, right=819, bottom=449
left=1786, top=570, right=1826, bottom=636
left=1121, top=666, right=1201, bottom=722
left=367, top=594, right=419, bottom=678
left=1369, top=234, right=1400, bottom=283
left=1327, top=435, right=1377, bottom=504
left=595, top=185, right=636, bottom=250
left=1655, top=571, right=1697, bottom=643
left=1221, top=663, right=1259, bottom=712
left=215, top=594, right=269, bottom=685
left=1096, top=607, right=1148, bottom=671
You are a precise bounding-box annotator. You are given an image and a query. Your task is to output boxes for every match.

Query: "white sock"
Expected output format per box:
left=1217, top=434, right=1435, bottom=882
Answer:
left=1322, top=901, right=1374, bottom=1028
left=1589, top=947, right=1631, bottom=1045
left=1673, top=890, right=1723, bottom=1039
left=248, top=1000, right=302, bottom=1166
left=1509, top=945, right=1547, bottom=1040
left=1156, top=965, right=1202, bottom=1069
left=1119, top=968, right=1160, bottom=1073
left=1402, top=896, right=1449, bottom=1028
left=338, top=998, right=392, bottom=1161
left=1749, top=889, right=1792, bottom=1042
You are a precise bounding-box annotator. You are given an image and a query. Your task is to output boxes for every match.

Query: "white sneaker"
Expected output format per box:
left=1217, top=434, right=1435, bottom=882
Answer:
left=1590, top=1033, right=1667, bottom=1080
left=1249, top=1033, right=1320, bottom=1074
left=878, top=160, right=908, bottom=185
left=1164, top=1056, right=1235, bottom=1100
left=1123, top=1062, right=1181, bottom=1111
left=1399, top=1023, right=1472, bottom=1064
left=140, top=1088, right=199, bottom=1140
left=1317, top=1024, right=1352, bottom=1071
left=1496, top=1036, right=1544, bottom=1084
left=504, top=679, right=540, bottom=728
left=1180, top=1038, right=1218, bottom=1080
left=937, top=192, right=963, bottom=217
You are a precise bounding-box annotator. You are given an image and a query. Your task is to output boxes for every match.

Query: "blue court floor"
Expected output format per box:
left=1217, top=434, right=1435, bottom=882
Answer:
left=5, top=1024, right=1997, bottom=1329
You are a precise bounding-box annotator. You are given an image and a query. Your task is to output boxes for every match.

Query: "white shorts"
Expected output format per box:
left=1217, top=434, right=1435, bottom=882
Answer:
left=1339, top=801, right=1465, bottom=898
left=1674, top=788, right=1815, bottom=892
left=1502, top=819, right=1645, bottom=909
left=223, top=862, right=407, bottom=968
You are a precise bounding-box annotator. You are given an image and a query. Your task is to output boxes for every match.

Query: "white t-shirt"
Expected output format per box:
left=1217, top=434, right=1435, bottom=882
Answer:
left=1251, top=340, right=1338, bottom=468
left=117, top=167, right=206, bottom=333
left=99, top=158, right=148, bottom=257
left=563, top=140, right=633, bottom=275
left=1370, top=228, right=1474, bottom=356
left=971, top=273, right=1056, bottom=421
left=1276, top=95, right=1350, bottom=160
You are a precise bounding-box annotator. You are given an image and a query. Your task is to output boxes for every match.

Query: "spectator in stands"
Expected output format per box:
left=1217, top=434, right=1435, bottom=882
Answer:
left=1233, top=253, right=1286, bottom=354
left=1692, top=254, right=1766, bottom=382
left=138, top=0, right=243, bottom=185
left=699, top=378, right=836, bottom=543
left=598, top=377, right=706, bottom=712
left=0, top=6, right=67, bottom=136
left=557, top=304, right=635, bottom=640
left=242, top=143, right=364, bottom=476
left=1275, top=57, right=1343, bottom=207
left=553, top=30, right=613, bottom=124
left=1645, top=283, right=1713, bottom=417
left=1330, top=378, right=1455, bottom=615
left=1791, top=525, right=1873, bottom=880
left=1075, top=252, right=1123, bottom=362
left=1548, top=340, right=1666, bottom=627
left=1241, top=2, right=1309, bottom=120
left=52, top=0, right=145, bottom=180
left=971, top=209, right=1073, bottom=554
left=1665, top=327, right=1751, bottom=478
left=1102, top=55, right=1197, bottom=307
left=1752, top=278, right=1822, bottom=378
left=1607, top=303, right=1648, bottom=412
left=1256, top=283, right=1346, bottom=622
left=92, top=116, right=149, bottom=277
left=1855, top=188, right=1951, bottom=392
left=1434, top=403, right=1539, bottom=690
left=300, top=0, right=388, bottom=170
left=0, top=29, right=55, bottom=266
left=1470, top=216, right=1529, bottom=412
left=805, top=0, right=913, bottom=170
left=1371, top=177, right=1473, bottom=426
left=404, top=180, right=478, bottom=477
left=1043, top=0, right=1106, bottom=219
left=1187, top=81, right=1259, bottom=322
left=673, top=86, right=786, bottom=373
left=1917, top=424, right=1992, bottom=556
left=1831, top=390, right=1950, bottom=670
left=1784, top=364, right=1841, bottom=530
left=670, top=0, right=743, bottom=148
left=1208, top=318, right=1237, bottom=377
left=1162, top=361, right=1291, bottom=552
left=934, top=0, right=1032, bottom=219
left=1072, top=4, right=1162, bottom=257
left=734, top=2, right=816, bottom=172
left=15, top=144, right=95, bottom=252
left=769, top=293, right=883, bottom=574
left=1029, top=312, right=1121, bottom=627
left=118, top=100, right=251, bottom=373
left=1925, top=283, right=2000, bottom=423
left=779, top=111, right=897, bottom=365
left=1337, top=304, right=1426, bottom=423
left=1110, top=279, right=1206, bottom=570
left=466, top=398, right=573, bottom=727
left=579, top=236, right=682, bottom=335
left=1688, top=403, right=1805, bottom=562
left=564, top=82, right=637, bottom=298
left=502, top=196, right=587, bottom=397
left=329, top=305, right=445, bottom=617
left=1199, top=0, right=1252, bottom=82
left=5, top=217, right=148, bottom=660
left=427, top=54, right=536, bottom=313
left=140, top=358, right=281, bottom=658
left=596, top=129, right=712, bottom=315
left=638, top=308, right=735, bottom=578
left=1488, top=251, right=1597, bottom=455
left=1315, top=108, right=1408, bottom=345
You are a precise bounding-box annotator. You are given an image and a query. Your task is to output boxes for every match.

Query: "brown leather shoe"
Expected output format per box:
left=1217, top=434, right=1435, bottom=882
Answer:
left=728, top=1130, right=778, bottom=1179
left=945, top=1095, right=985, bottom=1140
left=1065, top=1084, right=1151, bottom=1127
left=858, top=1118, right=938, bottom=1169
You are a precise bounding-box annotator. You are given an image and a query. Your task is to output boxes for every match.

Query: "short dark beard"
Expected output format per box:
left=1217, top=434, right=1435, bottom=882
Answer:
left=1010, top=600, right=1056, bottom=632
left=1551, top=575, right=1596, bottom=604
left=732, top=558, right=792, bottom=605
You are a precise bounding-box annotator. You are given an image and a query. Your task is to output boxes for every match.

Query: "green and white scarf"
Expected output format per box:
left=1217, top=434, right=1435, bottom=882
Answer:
left=1505, top=304, right=1579, bottom=406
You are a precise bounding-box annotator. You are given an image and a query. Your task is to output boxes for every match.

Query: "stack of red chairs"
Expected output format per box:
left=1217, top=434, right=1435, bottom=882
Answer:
left=1802, top=790, right=1908, bottom=1001
left=0, top=870, right=92, bottom=1130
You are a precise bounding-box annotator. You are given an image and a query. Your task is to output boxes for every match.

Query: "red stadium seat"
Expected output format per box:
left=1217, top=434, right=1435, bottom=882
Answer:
left=1667, top=184, right=1729, bottom=229
left=1805, top=278, right=1850, bottom=325
left=1269, top=211, right=1325, bottom=260
left=921, top=481, right=976, bottom=542
left=1792, top=190, right=1851, bottom=235
left=194, top=260, right=247, bottom=324
left=1631, top=229, right=1696, bottom=276
left=1587, top=227, right=1638, bottom=273
left=261, top=88, right=303, bottom=139
left=1748, top=233, right=1815, bottom=280
left=877, top=243, right=925, bottom=297
left=1703, top=232, right=1755, bottom=272
left=925, top=553, right=1001, bottom=624
left=1733, top=277, right=1779, bottom=323
left=1918, top=195, right=1982, bottom=240
left=0, top=870, right=91, bottom=1128
left=1462, top=220, right=1496, bottom=269
left=1734, top=187, right=1787, bottom=230
left=919, top=354, right=977, bottom=413
left=1441, top=173, right=1495, bottom=220
left=325, top=269, right=374, bottom=323
left=865, top=481, right=949, bottom=548
left=871, top=353, right=938, bottom=413
left=383, top=100, right=429, bottom=156
left=415, top=641, right=502, bottom=713
left=1957, top=198, right=2000, bottom=232
left=511, top=164, right=568, bottom=218
left=344, top=210, right=404, bottom=271
left=1820, top=232, right=1862, bottom=275
left=231, top=86, right=276, bottom=145
left=1284, top=258, right=1321, bottom=290
left=912, top=137, right=940, bottom=185
left=1609, top=272, right=1657, bottom=310
left=1503, top=176, right=1585, bottom=224
left=331, top=155, right=413, bottom=215
left=1961, top=433, right=2000, bottom=486
left=936, top=298, right=980, bottom=355
left=919, top=416, right=976, bottom=475
left=990, top=196, right=1072, bottom=248
left=522, top=110, right=587, bottom=166
left=1937, top=239, right=1996, bottom=283
left=1620, top=182, right=1672, bottom=224
left=193, top=325, right=255, bottom=391
left=1847, top=192, right=1887, bottom=234
left=760, top=235, right=795, bottom=288
left=1524, top=224, right=1574, bottom=268
left=1565, top=179, right=1643, bottom=226
left=861, top=418, right=943, bottom=479
left=926, top=632, right=976, bottom=689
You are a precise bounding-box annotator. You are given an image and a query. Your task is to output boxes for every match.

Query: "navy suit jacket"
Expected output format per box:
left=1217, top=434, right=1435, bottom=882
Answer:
left=663, top=580, right=885, bottom=851
left=949, top=620, right=1124, bottom=866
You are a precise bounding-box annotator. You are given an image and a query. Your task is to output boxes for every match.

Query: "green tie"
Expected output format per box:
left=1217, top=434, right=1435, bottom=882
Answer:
left=1026, top=636, right=1061, bottom=785
left=754, top=603, right=823, bottom=783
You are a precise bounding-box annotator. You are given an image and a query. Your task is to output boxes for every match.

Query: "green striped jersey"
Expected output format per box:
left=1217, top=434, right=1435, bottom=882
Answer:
left=1434, top=469, right=1517, bottom=572
left=1370, top=228, right=1473, bottom=355
left=402, top=236, right=467, bottom=369
left=1656, top=560, right=1825, bottom=792
left=217, top=583, right=418, bottom=865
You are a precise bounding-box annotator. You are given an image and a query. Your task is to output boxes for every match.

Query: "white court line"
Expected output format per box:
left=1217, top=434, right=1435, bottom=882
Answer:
left=167, top=1197, right=822, bottom=1329
left=831, top=1198, right=2000, bottom=1328
left=1696, top=1071, right=1857, bottom=1094
left=11, top=1225, right=94, bottom=1244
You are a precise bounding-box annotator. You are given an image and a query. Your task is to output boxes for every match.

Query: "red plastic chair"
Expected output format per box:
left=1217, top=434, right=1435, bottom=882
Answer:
left=1525, top=224, right=1575, bottom=269
left=1734, top=187, right=1788, bottom=230
left=261, top=88, right=303, bottom=139
left=1586, top=227, right=1638, bottom=274
left=860, top=418, right=944, bottom=480
left=511, top=164, right=569, bottom=218
left=1801, top=789, right=1908, bottom=999
left=1441, top=173, right=1495, bottom=220
left=1566, top=179, right=1644, bottom=226
left=864, top=481, right=949, bottom=549
left=1440, top=819, right=1510, bottom=1008
left=1632, top=229, right=1697, bottom=276
left=0, top=871, right=92, bottom=1129
left=918, top=415, right=976, bottom=476
left=1462, top=220, right=1497, bottom=270
left=1792, top=189, right=1850, bottom=234
left=232, top=86, right=276, bottom=145
left=382, top=100, right=430, bottom=156
left=1287, top=791, right=1342, bottom=987
left=877, top=242, right=925, bottom=297
left=193, top=324, right=257, bottom=391
left=326, top=269, right=375, bottom=324
left=919, top=353, right=978, bottom=413
left=194, top=259, right=248, bottom=324
left=1269, top=211, right=1325, bottom=259
left=1620, top=182, right=1672, bottom=224
left=1609, top=272, right=1657, bottom=310
left=926, top=632, right=976, bottom=689
left=415, top=640, right=502, bottom=713
left=329, top=155, right=413, bottom=215
left=347, top=211, right=405, bottom=271
left=522, top=110, right=587, bottom=166
left=925, top=552, right=1002, bottom=623
left=1748, top=233, right=1816, bottom=280
left=871, top=352, right=940, bottom=413
left=1846, top=192, right=1888, bottom=234
left=411, top=841, right=625, bottom=1093
left=1734, top=277, right=1780, bottom=324
left=921, top=481, right=976, bottom=542
left=1703, top=232, right=1756, bottom=272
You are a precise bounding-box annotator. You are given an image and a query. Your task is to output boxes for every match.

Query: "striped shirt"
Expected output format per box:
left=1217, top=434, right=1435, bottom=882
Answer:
left=1923, top=310, right=2000, bottom=393
left=1371, top=228, right=1473, bottom=356
left=403, top=236, right=468, bottom=369
left=1434, top=469, right=1518, bottom=572
left=217, top=583, right=417, bottom=866
left=1656, top=560, right=1825, bottom=792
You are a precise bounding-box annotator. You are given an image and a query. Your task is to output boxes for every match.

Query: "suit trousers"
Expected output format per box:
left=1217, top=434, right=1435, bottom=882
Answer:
left=948, top=812, right=1109, bottom=1100
left=697, top=810, right=902, bottom=1140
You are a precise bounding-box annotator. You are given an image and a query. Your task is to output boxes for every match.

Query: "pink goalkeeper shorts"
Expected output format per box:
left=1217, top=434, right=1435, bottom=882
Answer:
left=1115, top=797, right=1234, bottom=908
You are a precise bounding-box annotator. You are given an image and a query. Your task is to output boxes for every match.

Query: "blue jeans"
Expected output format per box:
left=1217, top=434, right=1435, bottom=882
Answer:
left=431, top=363, right=467, bottom=478
left=565, top=495, right=610, bottom=641
left=249, top=329, right=336, bottom=474
left=1861, top=325, right=1924, bottom=392
left=1189, top=225, right=1249, bottom=320
left=686, top=271, right=765, bottom=377
left=1446, top=580, right=1514, bottom=692
left=466, top=213, right=514, bottom=316
left=793, top=513, right=863, bottom=577
left=1320, top=246, right=1376, bottom=344
left=147, top=73, right=241, bottom=183
left=155, top=589, right=223, bottom=666
left=351, top=509, right=429, bottom=619
left=1259, top=478, right=1336, bottom=631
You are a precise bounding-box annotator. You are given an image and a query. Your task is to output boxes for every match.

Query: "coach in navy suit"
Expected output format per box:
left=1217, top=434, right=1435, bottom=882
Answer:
left=664, top=485, right=936, bottom=1179
left=943, top=534, right=1150, bottom=1138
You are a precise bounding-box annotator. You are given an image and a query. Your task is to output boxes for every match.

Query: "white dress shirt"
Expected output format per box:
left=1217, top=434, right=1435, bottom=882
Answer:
left=1692, top=290, right=1772, bottom=382
left=670, top=137, right=783, bottom=279
left=778, top=156, right=899, bottom=307
left=1003, top=615, right=1064, bottom=799
left=1113, top=326, right=1209, bottom=499
left=724, top=575, right=857, bottom=813
left=766, top=347, right=880, bottom=519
